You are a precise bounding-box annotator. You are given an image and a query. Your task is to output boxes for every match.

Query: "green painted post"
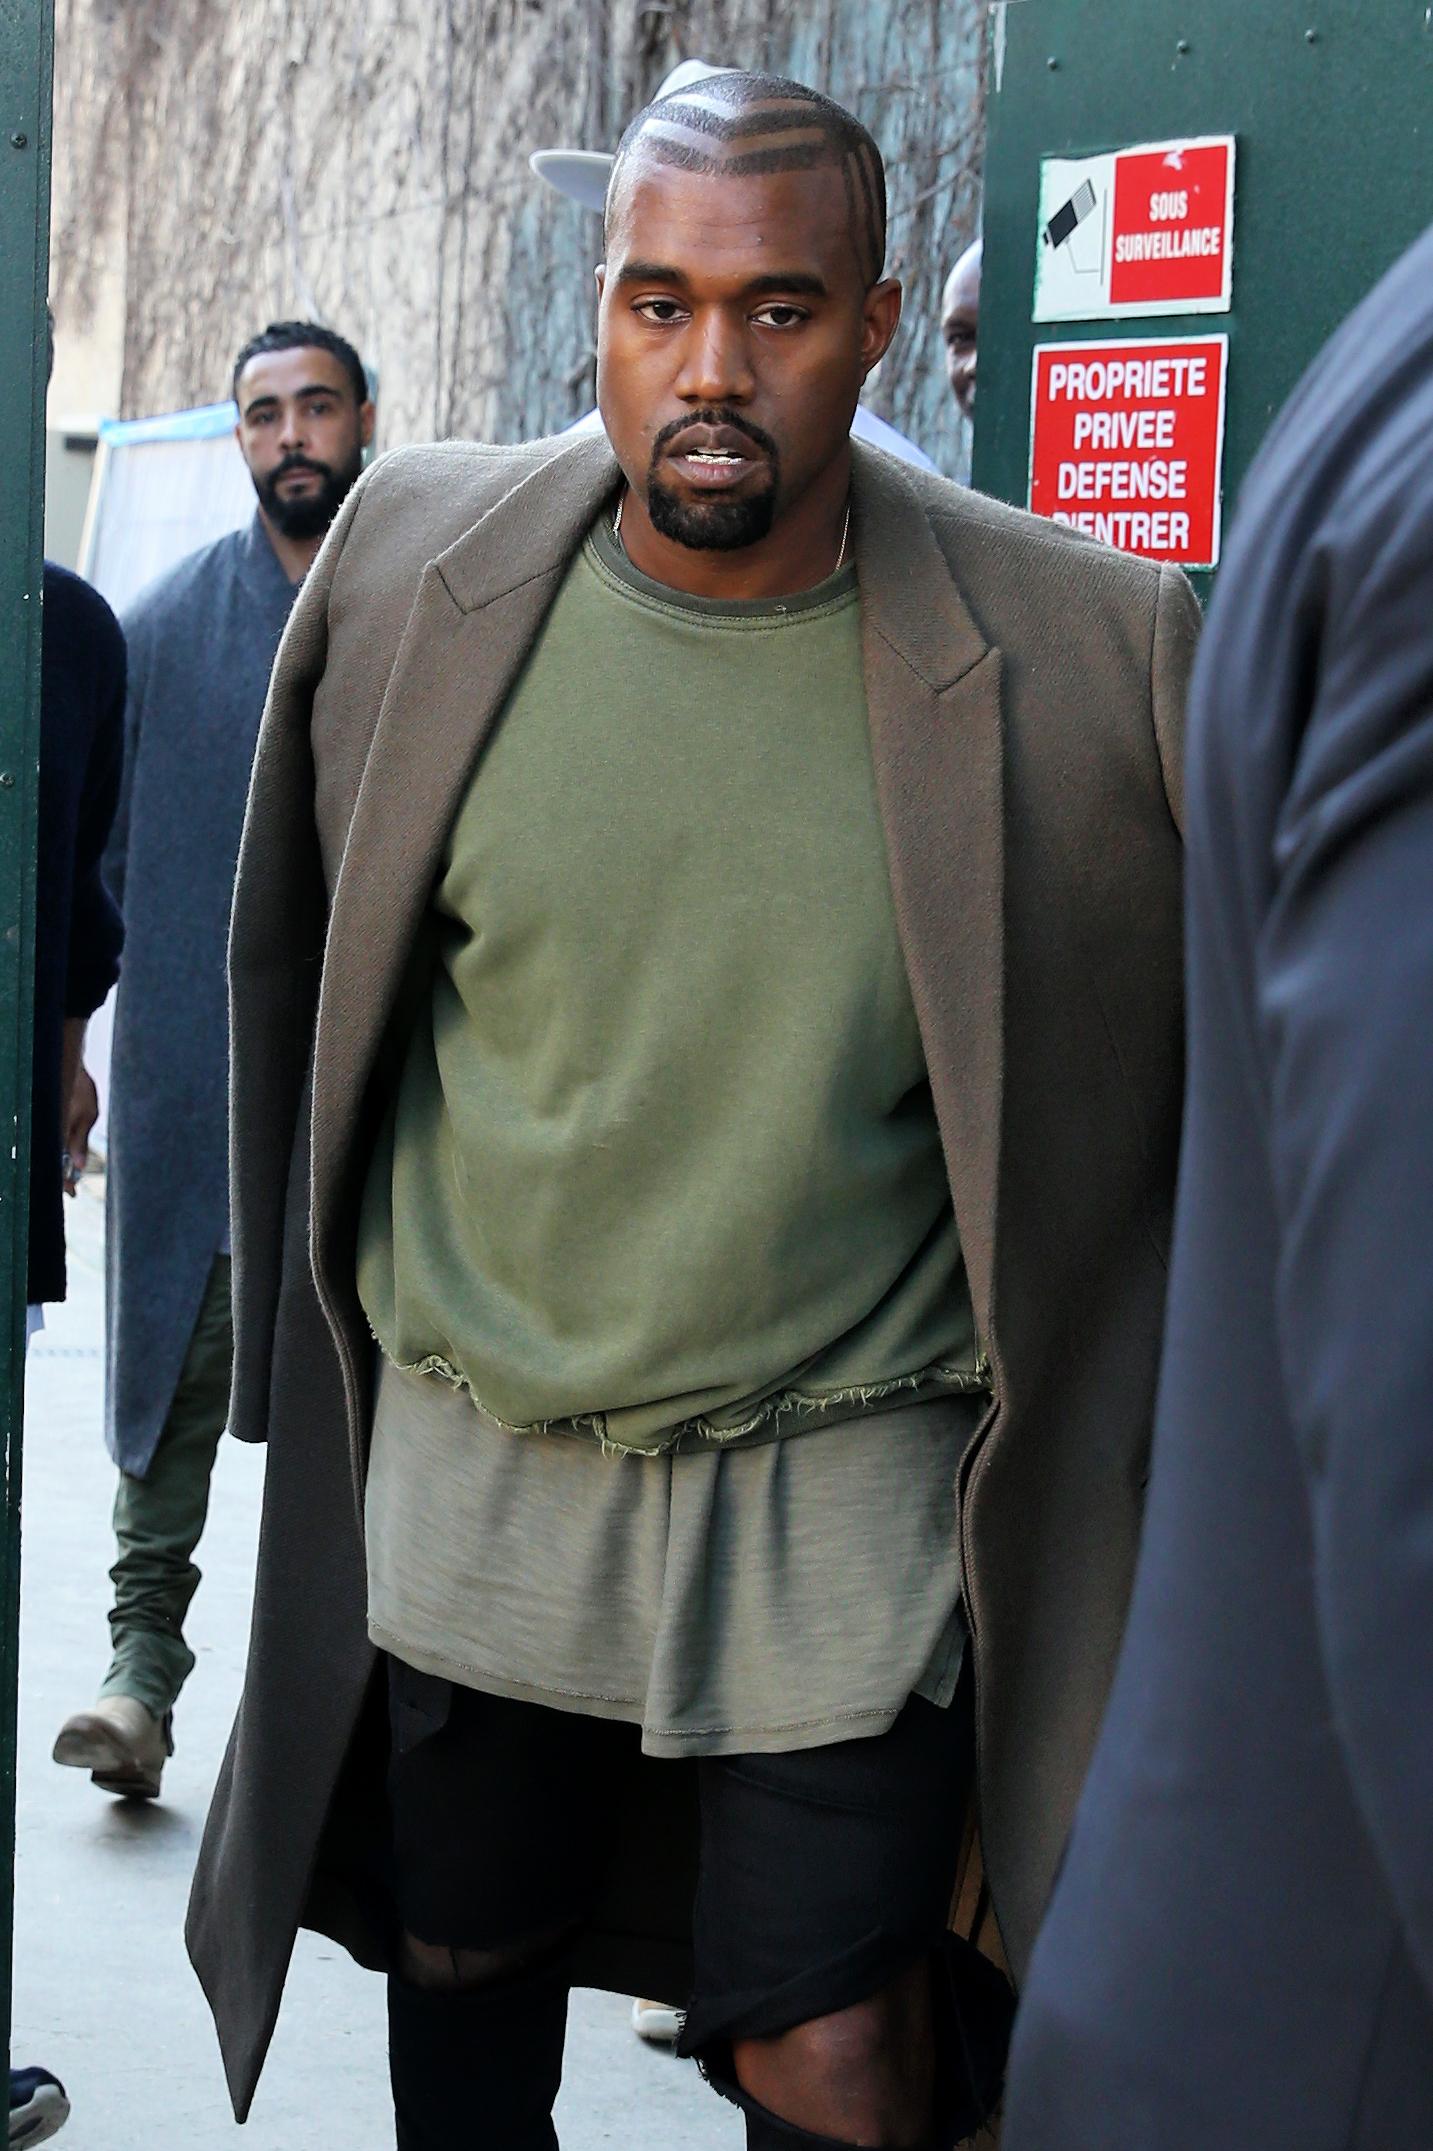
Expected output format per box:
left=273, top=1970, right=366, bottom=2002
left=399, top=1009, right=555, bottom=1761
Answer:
left=0, top=0, right=54, bottom=2075
left=976, top=0, right=1433, bottom=601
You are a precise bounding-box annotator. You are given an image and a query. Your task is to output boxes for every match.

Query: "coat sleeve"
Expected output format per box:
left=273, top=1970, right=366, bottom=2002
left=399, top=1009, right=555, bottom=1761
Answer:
left=65, top=605, right=126, bottom=1019
left=1257, top=467, right=1433, bottom=1989
left=1149, top=563, right=1201, bottom=836
left=227, top=477, right=373, bottom=1445
left=103, top=607, right=148, bottom=919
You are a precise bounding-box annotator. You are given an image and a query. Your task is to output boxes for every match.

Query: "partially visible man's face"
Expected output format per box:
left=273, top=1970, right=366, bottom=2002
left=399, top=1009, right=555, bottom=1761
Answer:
left=234, top=346, right=374, bottom=539
left=596, top=153, right=900, bottom=551
left=941, top=243, right=981, bottom=422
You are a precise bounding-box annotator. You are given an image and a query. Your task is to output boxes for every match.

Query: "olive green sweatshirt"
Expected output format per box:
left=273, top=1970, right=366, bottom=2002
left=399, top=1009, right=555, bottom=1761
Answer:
left=357, top=515, right=984, bottom=1456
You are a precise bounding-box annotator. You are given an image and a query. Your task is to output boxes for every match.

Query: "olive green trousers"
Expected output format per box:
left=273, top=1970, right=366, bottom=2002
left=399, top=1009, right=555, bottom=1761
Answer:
left=100, top=1255, right=232, bottom=1722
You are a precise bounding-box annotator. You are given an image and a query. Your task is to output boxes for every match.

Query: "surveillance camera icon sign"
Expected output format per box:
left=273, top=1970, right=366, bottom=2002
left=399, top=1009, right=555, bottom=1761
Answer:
left=1035, top=135, right=1236, bottom=324
left=1043, top=178, right=1102, bottom=275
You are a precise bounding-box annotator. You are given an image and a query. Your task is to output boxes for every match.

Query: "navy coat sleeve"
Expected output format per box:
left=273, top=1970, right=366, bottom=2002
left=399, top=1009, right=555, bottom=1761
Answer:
left=1257, top=419, right=1433, bottom=1990
left=103, top=606, right=148, bottom=918
left=31, top=566, right=127, bottom=1303
left=66, top=624, right=125, bottom=1019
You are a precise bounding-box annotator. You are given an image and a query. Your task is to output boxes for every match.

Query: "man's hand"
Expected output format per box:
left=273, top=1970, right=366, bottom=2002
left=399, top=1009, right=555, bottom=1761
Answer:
left=64, top=1065, right=99, bottom=1195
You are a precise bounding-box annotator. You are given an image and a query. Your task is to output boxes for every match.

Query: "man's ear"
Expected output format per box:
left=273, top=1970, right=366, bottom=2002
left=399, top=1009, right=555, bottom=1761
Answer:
left=861, top=277, right=903, bottom=381
left=595, top=264, right=607, bottom=302
left=359, top=400, right=377, bottom=449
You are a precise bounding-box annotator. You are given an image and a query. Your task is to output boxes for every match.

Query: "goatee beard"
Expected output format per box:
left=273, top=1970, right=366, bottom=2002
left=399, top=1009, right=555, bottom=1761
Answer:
left=645, top=482, right=777, bottom=552
left=644, top=408, right=781, bottom=552
left=255, top=448, right=362, bottom=539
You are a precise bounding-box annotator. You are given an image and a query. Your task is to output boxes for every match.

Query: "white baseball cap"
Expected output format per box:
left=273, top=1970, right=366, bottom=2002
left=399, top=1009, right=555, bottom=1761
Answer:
left=529, top=60, right=739, bottom=213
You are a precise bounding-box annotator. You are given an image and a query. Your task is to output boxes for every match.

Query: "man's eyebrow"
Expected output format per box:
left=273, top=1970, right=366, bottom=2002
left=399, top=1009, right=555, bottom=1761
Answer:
left=241, top=382, right=342, bottom=414
left=613, top=263, right=829, bottom=300
left=742, top=271, right=828, bottom=300
left=614, top=260, right=690, bottom=288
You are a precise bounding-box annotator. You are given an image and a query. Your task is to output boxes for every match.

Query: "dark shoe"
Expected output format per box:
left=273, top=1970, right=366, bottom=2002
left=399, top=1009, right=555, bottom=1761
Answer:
left=9, top=2066, right=69, bottom=2146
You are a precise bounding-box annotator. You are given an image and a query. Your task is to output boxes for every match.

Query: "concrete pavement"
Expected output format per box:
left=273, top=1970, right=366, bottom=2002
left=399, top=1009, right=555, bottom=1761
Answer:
left=13, top=1180, right=740, bottom=2149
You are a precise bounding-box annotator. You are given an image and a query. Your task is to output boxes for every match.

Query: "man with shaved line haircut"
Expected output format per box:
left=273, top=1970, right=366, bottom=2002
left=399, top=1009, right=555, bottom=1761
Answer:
left=540, top=58, right=943, bottom=476
left=190, top=70, right=1199, bottom=2151
left=607, top=72, right=888, bottom=286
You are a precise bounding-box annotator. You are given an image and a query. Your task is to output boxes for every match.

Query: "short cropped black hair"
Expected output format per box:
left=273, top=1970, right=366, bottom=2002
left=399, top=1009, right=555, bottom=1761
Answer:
left=609, top=71, right=887, bottom=287
left=231, top=321, right=369, bottom=407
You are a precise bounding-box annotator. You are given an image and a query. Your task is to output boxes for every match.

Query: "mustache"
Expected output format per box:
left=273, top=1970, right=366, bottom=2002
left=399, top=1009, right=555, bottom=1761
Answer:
left=270, top=453, right=332, bottom=481
left=650, top=409, right=780, bottom=460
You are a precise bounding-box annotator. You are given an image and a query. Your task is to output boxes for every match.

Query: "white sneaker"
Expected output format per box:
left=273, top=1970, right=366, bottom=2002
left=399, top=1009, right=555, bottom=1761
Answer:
left=630, top=1997, right=684, bottom=2046
left=52, top=1696, right=171, bottom=1799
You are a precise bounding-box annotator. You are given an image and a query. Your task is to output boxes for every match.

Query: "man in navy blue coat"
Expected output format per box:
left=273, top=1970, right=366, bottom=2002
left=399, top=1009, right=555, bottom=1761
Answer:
left=11, top=558, right=126, bottom=2151
left=1004, top=222, right=1433, bottom=2147
left=29, top=563, right=125, bottom=1313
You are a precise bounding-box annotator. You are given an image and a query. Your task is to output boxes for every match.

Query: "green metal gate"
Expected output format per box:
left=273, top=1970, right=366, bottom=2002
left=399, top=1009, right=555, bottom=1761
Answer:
left=975, top=0, right=1433, bottom=599
left=0, top=0, right=54, bottom=2070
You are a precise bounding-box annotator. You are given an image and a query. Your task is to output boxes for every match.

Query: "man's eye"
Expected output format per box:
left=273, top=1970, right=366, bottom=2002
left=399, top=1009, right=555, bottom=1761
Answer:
left=753, top=305, right=808, bottom=329
left=635, top=299, right=686, bottom=323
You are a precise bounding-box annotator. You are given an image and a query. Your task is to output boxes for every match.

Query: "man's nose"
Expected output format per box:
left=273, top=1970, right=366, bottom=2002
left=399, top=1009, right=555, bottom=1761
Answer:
left=277, top=407, right=308, bottom=450
left=675, top=313, right=755, bottom=405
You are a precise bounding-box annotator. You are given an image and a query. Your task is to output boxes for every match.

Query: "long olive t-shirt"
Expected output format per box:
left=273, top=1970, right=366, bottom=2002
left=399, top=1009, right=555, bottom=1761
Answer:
left=358, top=517, right=982, bottom=1453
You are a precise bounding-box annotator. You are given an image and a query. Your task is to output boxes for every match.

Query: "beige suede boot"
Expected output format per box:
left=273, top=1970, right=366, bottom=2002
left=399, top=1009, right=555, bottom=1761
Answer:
left=52, top=1696, right=172, bottom=1799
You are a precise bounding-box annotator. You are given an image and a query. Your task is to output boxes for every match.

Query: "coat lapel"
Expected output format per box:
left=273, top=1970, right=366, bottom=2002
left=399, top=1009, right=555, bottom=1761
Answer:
left=851, top=445, right=1006, bottom=1365
left=310, top=436, right=620, bottom=1294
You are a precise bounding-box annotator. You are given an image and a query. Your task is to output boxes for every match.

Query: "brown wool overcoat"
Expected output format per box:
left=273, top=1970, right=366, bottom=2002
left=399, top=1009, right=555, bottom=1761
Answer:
left=186, top=433, right=1199, bottom=2119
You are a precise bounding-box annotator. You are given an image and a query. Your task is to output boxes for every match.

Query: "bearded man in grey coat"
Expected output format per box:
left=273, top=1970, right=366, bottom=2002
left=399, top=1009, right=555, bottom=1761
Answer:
left=53, top=320, right=374, bottom=1801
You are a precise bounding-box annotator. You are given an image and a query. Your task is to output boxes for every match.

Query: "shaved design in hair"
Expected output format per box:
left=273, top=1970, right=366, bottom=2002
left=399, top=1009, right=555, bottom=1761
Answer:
left=608, top=72, right=888, bottom=287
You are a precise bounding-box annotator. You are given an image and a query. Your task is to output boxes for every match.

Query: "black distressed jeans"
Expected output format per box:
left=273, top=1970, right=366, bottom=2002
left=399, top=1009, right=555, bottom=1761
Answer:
left=383, top=1658, right=1010, bottom=2148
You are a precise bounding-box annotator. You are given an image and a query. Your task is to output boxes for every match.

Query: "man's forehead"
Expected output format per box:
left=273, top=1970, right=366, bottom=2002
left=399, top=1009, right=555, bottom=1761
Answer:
left=237, top=346, right=350, bottom=398
left=608, top=155, right=856, bottom=277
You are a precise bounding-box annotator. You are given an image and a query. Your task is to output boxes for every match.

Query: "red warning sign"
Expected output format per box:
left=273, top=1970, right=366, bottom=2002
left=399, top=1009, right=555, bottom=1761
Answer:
left=1109, top=140, right=1233, bottom=310
left=1029, top=336, right=1228, bottom=569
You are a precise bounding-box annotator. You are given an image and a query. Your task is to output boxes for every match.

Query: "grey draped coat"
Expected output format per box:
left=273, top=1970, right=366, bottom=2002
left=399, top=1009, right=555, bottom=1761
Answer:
left=106, top=514, right=298, bottom=1475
